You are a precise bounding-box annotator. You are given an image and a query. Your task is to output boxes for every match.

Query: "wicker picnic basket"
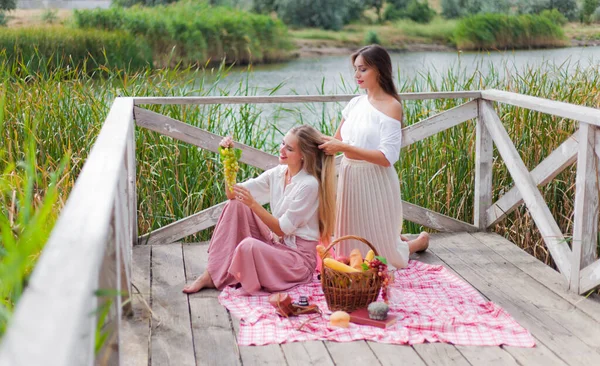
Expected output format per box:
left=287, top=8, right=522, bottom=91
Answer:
left=320, top=235, right=383, bottom=312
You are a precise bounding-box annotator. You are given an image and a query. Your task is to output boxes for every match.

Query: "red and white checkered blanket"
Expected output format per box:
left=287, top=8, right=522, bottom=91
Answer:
left=219, top=260, right=535, bottom=347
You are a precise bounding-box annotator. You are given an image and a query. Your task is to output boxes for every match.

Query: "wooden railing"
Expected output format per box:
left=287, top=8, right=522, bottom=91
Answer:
left=0, top=90, right=598, bottom=364
left=0, top=98, right=137, bottom=365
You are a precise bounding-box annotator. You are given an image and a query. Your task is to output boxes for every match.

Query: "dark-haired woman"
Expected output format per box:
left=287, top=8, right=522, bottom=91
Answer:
left=319, top=45, right=429, bottom=269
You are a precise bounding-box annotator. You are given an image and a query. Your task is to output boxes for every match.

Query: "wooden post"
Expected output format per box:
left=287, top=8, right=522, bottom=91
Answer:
left=126, top=116, right=138, bottom=248
left=571, top=123, right=599, bottom=293
left=479, top=100, right=571, bottom=280
left=96, top=215, right=120, bottom=366
left=474, top=99, right=494, bottom=229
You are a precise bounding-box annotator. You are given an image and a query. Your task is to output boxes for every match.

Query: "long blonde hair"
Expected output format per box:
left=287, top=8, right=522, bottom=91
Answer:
left=290, top=125, right=336, bottom=243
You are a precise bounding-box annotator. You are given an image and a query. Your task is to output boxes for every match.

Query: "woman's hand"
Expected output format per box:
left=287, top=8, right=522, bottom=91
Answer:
left=233, top=185, right=258, bottom=210
left=318, top=136, right=346, bottom=155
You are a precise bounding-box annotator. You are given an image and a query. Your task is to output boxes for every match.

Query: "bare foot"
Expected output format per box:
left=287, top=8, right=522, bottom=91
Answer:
left=408, top=232, right=430, bottom=254
left=182, top=271, right=215, bottom=294
left=400, top=234, right=410, bottom=242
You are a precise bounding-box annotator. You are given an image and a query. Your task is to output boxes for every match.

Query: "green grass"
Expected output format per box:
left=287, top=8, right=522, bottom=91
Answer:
left=2, top=57, right=600, bottom=335
left=291, top=18, right=458, bottom=49
left=454, top=13, right=568, bottom=50
left=72, top=1, right=294, bottom=67
left=393, top=17, right=458, bottom=44
left=0, top=27, right=153, bottom=76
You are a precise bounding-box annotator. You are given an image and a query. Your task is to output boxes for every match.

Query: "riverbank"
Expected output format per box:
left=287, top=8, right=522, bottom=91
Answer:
left=291, top=18, right=600, bottom=57
left=6, top=9, right=600, bottom=60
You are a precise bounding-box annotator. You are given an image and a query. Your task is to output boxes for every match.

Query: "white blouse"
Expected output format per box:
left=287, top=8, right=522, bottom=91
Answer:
left=341, top=95, right=403, bottom=165
left=239, top=165, right=320, bottom=248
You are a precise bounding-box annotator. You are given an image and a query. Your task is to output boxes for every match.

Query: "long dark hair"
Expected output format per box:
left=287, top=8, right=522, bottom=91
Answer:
left=351, top=45, right=400, bottom=103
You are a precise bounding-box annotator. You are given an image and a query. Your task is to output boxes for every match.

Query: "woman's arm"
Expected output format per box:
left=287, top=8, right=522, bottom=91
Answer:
left=333, top=118, right=344, bottom=140
left=232, top=185, right=285, bottom=236
left=319, top=136, right=391, bottom=167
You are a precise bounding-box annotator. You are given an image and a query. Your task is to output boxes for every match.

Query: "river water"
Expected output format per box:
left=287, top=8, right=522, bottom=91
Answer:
left=224, top=46, right=600, bottom=94
left=205, top=46, right=600, bottom=133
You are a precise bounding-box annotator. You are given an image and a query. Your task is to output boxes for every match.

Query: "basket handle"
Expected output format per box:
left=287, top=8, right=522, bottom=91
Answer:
left=321, top=235, right=379, bottom=259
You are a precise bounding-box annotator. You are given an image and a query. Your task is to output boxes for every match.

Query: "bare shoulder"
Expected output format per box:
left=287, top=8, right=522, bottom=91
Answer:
left=379, top=97, right=403, bottom=122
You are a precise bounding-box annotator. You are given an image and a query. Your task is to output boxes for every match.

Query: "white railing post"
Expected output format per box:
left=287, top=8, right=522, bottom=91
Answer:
left=570, top=122, right=599, bottom=293
left=474, top=99, right=494, bottom=230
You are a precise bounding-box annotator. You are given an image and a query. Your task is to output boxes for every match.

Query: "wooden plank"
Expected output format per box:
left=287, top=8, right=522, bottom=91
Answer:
left=583, top=133, right=600, bottom=293
left=460, top=233, right=600, bottom=347
left=134, top=107, right=279, bottom=171
left=151, top=244, right=195, bottom=365
left=580, top=260, right=600, bottom=294
left=121, top=245, right=151, bottom=366
left=0, top=98, right=134, bottom=366
left=433, top=233, right=600, bottom=365
left=231, top=315, right=288, bottom=365
left=115, top=162, right=132, bottom=316
left=126, top=119, right=138, bottom=248
left=455, top=346, right=519, bottom=365
left=429, top=234, right=600, bottom=366
left=402, top=200, right=479, bottom=233
left=183, top=244, right=333, bottom=365
left=571, top=123, right=599, bottom=292
left=401, top=100, right=478, bottom=148
left=281, top=342, right=334, bottom=366
left=481, top=89, right=600, bottom=127
left=474, top=99, right=493, bottom=229
left=501, top=344, right=568, bottom=366
left=486, top=133, right=578, bottom=227
left=418, top=235, right=562, bottom=366
left=182, top=244, right=241, bottom=365
left=133, top=91, right=482, bottom=105
left=324, top=341, right=381, bottom=365
left=366, top=343, right=426, bottom=366
left=472, top=232, right=600, bottom=323
left=479, top=101, right=571, bottom=279
left=412, top=343, right=470, bottom=366
left=139, top=202, right=226, bottom=246
left=96, top=218, right=120, bottom=366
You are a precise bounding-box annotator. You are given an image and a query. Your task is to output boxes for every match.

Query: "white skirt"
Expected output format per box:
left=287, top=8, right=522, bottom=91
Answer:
left=335, top=157, right=409, bottom=269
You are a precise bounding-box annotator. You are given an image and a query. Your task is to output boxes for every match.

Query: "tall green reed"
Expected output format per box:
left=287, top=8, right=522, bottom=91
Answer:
left=2, top=57, right=598, bottom=283
left=0, top=85, right=68, bottom=335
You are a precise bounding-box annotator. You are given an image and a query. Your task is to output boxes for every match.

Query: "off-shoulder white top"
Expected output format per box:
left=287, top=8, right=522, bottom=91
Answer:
left=340, top=95, right=403, bottom=165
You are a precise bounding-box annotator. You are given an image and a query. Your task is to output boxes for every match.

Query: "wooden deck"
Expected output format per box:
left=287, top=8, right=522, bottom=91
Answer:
left=121, top=232, right=600, bottom=366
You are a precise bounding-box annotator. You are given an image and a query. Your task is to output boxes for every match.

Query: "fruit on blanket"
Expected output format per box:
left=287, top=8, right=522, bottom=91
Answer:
left=329, top=311, right=350, bottom=328
left=324, top=258, right=360, bottom=273
left=337, top=256, right=350, bottom=265
left=364, top=249, right=375, bottom=262
left=316, top=244, right=331, bottom=259
left=349, top=249, right=363, bottom=270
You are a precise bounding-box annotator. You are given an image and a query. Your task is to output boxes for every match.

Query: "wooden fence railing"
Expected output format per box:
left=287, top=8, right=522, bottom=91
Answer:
left=0, top=90, right=598, bottom=364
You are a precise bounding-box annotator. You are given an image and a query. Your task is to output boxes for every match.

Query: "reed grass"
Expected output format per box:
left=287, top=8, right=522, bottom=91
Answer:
left=454, top=13, right=568, bottom=50
left=1, top=56, right=599, bottom=335
left=72, top=1, right=293, bottom=67
left=0, top=27, right=153, bottom=76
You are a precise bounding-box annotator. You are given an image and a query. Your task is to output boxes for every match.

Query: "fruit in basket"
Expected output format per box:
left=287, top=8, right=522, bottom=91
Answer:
left=316, top=244, right=332, bottom=259
left=364, top=249, right=375, bottom=262
left=349, top=249, right=363, bottom=270
left=324, top=258, right=360, bottom=273
left=368, top=256, right=390, bottom=303
left=337, top=256, right=350, bottom=265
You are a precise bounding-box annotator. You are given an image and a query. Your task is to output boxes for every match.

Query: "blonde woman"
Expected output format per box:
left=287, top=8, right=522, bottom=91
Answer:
left=184, top=125, right=336, bottom=294
left=319, top=45, right=429, bottom=269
